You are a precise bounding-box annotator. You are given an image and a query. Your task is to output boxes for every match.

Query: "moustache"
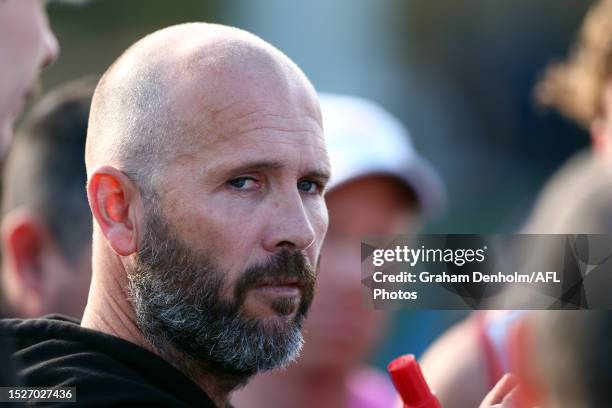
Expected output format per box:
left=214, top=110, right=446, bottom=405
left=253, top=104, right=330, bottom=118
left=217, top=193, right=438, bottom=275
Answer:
left=234, top=249, right=317, bottom=304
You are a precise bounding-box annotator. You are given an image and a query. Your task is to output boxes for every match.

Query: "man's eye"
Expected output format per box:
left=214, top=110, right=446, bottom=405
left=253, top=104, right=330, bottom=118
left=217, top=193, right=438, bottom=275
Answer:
left=228, top=177, right=257, bottom=189
left=297, top=180, right=320, bottom=194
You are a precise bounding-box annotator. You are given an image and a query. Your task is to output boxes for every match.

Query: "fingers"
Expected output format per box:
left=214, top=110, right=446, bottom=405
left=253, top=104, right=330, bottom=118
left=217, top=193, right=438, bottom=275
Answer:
left=479, top=374, right=518, bottom=407
left=500, top=386, right=519, bottom=406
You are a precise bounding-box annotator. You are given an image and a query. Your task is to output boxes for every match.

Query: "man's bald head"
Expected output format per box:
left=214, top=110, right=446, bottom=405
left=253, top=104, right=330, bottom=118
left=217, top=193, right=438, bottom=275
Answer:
left=86, top=23, right=320, bottom=196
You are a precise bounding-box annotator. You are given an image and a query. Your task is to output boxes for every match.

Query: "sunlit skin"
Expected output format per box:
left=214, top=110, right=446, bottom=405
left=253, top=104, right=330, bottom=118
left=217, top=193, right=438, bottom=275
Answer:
left=0, top=0, right=59, bottom=154
left=81, top=24, right=329, bottom=407
left=151, top=135, right=329, bottom=323
left=233, top=175, right=417, bottom=408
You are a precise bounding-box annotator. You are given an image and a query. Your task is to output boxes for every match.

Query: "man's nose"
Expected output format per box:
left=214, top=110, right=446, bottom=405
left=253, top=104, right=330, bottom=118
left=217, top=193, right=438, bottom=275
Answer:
left=262, top=193, right=317, bottom=253
left=41, top=27, right=60, bottom=69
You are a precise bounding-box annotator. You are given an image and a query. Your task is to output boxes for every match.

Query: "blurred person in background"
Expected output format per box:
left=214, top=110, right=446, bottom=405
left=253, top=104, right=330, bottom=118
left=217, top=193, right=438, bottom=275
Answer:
left=426, top=158, right=612, bottom=408
left=0, top=0, right=60, bottom=158
left=477, top=314, right=612, bottom=407
left=407, top=2, right=612, bottom=407
left=419, top=154, right=612, bottom=408
left=0, top=0, right=76, bottom=388
left=510, top=311, right=612, bottom=408
left=526, top=0, right=612, bottom=228
left=233, top=93, right=446, bottom=408
left=0, top=77, right=94, bottom=319
left=491, top=164, right=612, bottom=408
left=536, top=0, right=612, bottom=162
left=526, top=0, right=612, bottom=230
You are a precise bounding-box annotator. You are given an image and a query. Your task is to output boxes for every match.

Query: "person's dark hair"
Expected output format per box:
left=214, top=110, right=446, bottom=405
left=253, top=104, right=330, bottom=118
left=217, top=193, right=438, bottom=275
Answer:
left=1, top=76, right=96, bottom=264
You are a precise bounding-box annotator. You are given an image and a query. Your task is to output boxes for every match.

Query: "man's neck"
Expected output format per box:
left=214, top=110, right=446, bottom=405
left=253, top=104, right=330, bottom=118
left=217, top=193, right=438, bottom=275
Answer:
left=81, top=254, right=147, bottom=350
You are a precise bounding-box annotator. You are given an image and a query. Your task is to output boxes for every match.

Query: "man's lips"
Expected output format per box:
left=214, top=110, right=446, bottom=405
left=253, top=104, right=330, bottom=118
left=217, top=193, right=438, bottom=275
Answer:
left=251, top=279, right=303, bottom=296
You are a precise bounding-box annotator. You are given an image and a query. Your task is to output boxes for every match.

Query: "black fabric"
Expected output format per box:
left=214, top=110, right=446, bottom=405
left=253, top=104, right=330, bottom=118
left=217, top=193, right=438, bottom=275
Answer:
left=0, top=315, right=217, bottom=407
left=0, top=334, right=16, bottom=386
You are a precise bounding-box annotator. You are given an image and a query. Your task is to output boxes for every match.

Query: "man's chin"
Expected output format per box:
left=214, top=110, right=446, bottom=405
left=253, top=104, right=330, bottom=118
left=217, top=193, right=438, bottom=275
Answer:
left=208, top=309, right=305, bottom=373
left=241, top=289, right=303, bottom=320
left=240, top=310, right=301, bottom=334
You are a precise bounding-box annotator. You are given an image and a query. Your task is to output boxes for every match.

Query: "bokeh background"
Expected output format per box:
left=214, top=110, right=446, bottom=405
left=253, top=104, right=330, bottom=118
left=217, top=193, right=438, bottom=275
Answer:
left=42, top=0, right=595, bottom=370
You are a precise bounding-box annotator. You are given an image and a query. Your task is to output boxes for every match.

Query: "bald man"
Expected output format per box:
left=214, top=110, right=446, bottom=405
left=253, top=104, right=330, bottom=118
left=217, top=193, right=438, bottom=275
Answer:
left=0, top=23, right=330, bottom=407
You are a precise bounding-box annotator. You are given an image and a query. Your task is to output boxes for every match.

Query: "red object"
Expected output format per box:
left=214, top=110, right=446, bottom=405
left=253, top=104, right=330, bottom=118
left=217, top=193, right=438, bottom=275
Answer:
left=387, top=354, right=442, bottom=408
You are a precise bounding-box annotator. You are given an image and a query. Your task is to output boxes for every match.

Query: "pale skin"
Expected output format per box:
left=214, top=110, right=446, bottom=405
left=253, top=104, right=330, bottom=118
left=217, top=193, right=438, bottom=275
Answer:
left=81, top=24, right=330, bottom=407
left=479, top=374, right=521, bottom=408
left=0, top=0, right=59, bottom=155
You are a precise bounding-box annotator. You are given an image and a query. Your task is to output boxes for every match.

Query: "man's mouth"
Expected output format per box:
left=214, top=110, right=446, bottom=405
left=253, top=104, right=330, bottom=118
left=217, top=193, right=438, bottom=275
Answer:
left=251, top=279, right=303, bottom=297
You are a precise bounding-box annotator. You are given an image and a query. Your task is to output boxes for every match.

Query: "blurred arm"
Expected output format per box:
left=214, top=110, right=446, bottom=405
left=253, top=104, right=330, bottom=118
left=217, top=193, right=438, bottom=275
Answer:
left=419, top=317, right=491, bottom=408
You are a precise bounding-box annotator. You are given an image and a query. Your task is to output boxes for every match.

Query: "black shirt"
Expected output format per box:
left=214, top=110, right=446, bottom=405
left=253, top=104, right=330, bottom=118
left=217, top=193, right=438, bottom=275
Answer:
left=0, top=316, right=217, bottom=407
left=0, top=334, right=16, bottom=390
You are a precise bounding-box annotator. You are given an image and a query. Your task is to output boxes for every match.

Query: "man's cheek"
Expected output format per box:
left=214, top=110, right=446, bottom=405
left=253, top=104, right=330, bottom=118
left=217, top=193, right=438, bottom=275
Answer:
left=304, top=196, right=327, bottom=232
left=318, top=200, right=330, bottom=237
left=213, top=241, right=253, bottom=287
left=313, top=212, right=329, bottom=258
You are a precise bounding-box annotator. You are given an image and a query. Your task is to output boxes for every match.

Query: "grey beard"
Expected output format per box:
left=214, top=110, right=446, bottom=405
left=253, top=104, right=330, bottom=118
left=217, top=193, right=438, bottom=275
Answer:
left=126, top=203, right=315, bottom=378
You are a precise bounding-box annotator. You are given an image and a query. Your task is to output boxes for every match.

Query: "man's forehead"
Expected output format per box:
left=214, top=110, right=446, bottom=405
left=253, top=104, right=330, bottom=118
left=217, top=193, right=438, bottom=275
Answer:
left=201, top=132, right=330, bottom=176
left=172, top=73, right=321, bottom=140
left=166, top=43, right=321, bottom=138
left=163, top=93, right=327, bottom=184
left=172, top=89, right=324, bottom=154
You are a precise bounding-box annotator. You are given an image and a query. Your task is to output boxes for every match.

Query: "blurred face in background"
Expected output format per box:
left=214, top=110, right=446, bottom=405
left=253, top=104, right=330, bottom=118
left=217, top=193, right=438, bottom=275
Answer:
left=0, top=0, right=59, bottom=154
left=298, top=175, right=418, bottom=372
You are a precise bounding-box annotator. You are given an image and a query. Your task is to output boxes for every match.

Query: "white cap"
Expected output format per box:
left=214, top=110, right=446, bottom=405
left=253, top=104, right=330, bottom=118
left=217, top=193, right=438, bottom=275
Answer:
left=320, top=93, right=446, bottom=217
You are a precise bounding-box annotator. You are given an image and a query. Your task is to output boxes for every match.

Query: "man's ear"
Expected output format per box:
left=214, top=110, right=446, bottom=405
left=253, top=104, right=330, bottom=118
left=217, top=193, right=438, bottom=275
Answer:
left=1, top=208, right=49, bottom=317
left=87, top=166, right=141, bottom=256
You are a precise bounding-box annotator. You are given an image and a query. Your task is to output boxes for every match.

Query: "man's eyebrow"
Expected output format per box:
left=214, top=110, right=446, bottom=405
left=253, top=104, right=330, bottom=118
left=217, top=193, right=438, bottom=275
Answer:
left=303, top=169, right=331, bottom=185
left=225, top=160, right=285, bottom=175
left=224, top=160, right=331, bottom=183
